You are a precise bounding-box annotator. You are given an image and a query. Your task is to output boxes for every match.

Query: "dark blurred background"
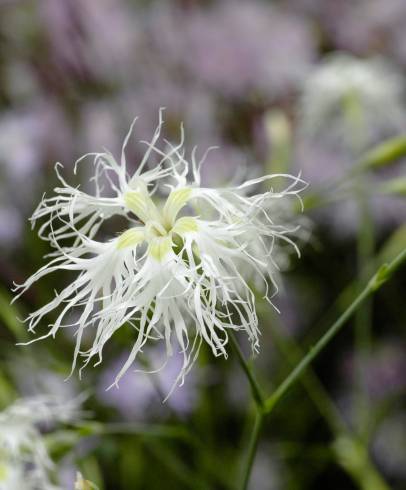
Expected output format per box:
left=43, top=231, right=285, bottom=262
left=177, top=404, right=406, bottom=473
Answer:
left=0, top=0, right=405, bottom=489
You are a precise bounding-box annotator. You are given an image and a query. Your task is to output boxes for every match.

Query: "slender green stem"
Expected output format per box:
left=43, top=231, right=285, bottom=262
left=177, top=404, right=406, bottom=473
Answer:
left=333, top=436, right=391, bottom=490
left=270, top=320, right=392, bottom=490
left=265, top=288, right=370, bottom=413
left=229, top=332, right=265, bottom=489
left=0, top=285, right=28, bottom=342
left=229, top=332, right=265, bottom=409
left=264, top=248, right=406, bottom=414
left=301, top=225, right=406, bottom=351
left=355, top=182, right=374, bottom=440
left=239, top=410, right=264, bottom=490
left=233, top=248, right=405, bottom=490
left=269, top=319, right=347, bottom=434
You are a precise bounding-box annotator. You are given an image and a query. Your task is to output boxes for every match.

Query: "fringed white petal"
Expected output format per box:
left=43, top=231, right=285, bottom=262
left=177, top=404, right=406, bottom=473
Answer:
left=17, top=110, right=307, bottom=396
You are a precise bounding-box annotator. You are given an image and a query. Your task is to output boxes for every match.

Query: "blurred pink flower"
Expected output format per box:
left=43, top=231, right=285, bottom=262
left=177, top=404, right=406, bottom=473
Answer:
left=39, top=0, right=141, bottom=83
left=341, top=341, right=406, bottom=402
left=0, top=207, right=22, bottom=247
left=0, top=101, right=72, bottom=182
left=0, top=101, right=73, bottom=248
left=147, top=0, right=316, bottom=99
left=293, top=0, right=406, bottom=66
left=98, top=349, right=199, bottom=420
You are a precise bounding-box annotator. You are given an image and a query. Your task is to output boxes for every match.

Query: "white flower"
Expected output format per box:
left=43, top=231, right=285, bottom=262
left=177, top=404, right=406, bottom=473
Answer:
left=299, top=53, right=405, bottom=150
left=0, top=396, right=82, bottom=490
left=15, top=109, right=307, bottom=392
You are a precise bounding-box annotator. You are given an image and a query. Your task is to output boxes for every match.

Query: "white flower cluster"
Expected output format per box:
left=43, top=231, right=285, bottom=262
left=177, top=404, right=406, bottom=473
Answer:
left=15, top=110, right=306, bottom=391
left=0, top=396, right=81, bottom=490
left=300, top=53, right=405, bottom=149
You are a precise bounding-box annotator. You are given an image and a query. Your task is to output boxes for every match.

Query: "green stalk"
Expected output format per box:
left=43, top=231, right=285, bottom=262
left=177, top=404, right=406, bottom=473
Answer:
left=233, top=248, right=405, bottom=489
left=269, top=319, right=347, bottom=434
left=229, top=332, right=265, bottom=409
left=301, top=225, right=406, bottom=350
left=239, top=411, right=264, bottom=490
left=333, top=436, right=391, bottom=490
left=229, top=333, right=266, bottom=490
left=0, top=286, right=27, bottom=342
left=354, top=182, right=374, bottom=441
left=264, top=248, right=406, bottom=414
left=270, top=320, right=391, bottom=490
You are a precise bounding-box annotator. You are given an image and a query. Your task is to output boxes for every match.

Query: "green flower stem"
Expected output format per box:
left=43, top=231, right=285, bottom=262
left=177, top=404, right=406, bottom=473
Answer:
left=239, top=410, right=264, bottom=490
left=264, top=247, right=406, bottom=414
left=269, top=319, right=347, bottom=434
left=229, top=332, right=265, bottom=409
left=301, top=225, right=406, bottom=351
left=234, top=248, right=405, bottom=489
left=229, top=332, right=266, bottom=490
left=333, top=436, right=391, bottom=490
left=0, top=285, right=27, bottom=342
left=269, top=320, right=392, bottom=490
left=355, top=182, right=374, bottom=441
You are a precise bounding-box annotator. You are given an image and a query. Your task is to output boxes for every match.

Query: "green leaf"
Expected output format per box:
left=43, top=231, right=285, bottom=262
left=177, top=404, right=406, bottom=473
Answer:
left=0, top=286, right=27, bottom=341
left=358, top=136, right=406, bottom=170
left=379, top=177, right=406, bottom=196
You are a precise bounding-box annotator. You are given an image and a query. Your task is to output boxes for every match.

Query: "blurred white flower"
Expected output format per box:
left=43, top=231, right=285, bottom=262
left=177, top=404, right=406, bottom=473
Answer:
left=0, top=396, right=82, bottom=490
left=296, top=53, right=406, bottom=236
left=299, top=53, right=405, bottom=151
left=11, top=357, right=78, bottom=403
left=373, top=411, right=406, bottom=479
left=15, top=110, right=306, bottom=392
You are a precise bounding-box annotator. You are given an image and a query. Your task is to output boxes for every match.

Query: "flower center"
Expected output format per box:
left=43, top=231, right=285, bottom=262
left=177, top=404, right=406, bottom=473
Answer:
left=119, top=187, right=198, bottom=260
left=146, top=220, right=168, bottom=238
left=124, top=187, right=193, bottom=230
